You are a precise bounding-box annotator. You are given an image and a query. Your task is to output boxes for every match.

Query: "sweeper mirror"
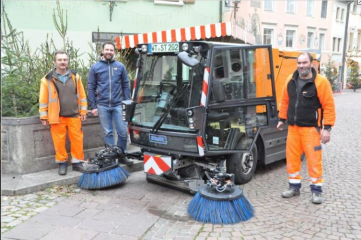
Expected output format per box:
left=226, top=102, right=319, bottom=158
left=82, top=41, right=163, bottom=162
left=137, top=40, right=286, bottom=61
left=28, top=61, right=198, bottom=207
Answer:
left=178, top=52, right=199, bottom=67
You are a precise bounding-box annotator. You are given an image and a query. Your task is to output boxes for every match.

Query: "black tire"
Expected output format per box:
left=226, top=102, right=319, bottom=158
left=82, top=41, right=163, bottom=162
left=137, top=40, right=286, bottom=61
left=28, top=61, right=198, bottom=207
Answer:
left=226, top=142, right=258, bottom=185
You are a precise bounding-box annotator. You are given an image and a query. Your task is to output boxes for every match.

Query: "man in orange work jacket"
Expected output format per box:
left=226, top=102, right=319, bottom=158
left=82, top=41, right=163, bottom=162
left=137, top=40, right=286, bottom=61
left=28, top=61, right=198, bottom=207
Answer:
left=277, top=53, right=336, bottom=204
left=39, top=50, right=88, bottom=175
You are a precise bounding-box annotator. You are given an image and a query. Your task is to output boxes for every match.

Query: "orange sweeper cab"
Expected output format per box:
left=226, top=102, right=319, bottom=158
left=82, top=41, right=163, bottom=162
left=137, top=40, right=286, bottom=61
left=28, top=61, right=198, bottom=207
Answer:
left=122, top=41, right=319, bottom=193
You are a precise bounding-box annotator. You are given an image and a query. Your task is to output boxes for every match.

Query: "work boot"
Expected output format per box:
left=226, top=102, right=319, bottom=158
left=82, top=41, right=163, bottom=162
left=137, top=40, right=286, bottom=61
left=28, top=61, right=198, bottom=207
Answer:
left=281, top=188, right=300, bottom=198
left=312, top=192, right=323, bottom=204
left=119, top=156, right=133, bottom=165
left=72, top=163, right=84, bottom=172
left=58, top=163, right=68, bottom=176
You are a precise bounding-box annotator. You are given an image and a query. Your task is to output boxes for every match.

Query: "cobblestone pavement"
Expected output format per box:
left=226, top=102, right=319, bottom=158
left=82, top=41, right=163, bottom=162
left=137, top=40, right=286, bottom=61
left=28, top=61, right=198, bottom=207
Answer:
left=2, top=90, right=361, bottom=240
left=1, top=185, right=79, bottom=234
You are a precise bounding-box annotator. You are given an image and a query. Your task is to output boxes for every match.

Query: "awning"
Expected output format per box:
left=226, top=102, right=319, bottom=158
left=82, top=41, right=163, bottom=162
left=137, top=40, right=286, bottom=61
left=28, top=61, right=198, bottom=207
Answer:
left=115, top=22, right=255, bottom=49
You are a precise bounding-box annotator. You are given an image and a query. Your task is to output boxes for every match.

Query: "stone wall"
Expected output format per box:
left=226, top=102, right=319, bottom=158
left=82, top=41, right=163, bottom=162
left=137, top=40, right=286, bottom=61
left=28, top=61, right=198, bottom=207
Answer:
left=1, top=116, right=105, bottom=175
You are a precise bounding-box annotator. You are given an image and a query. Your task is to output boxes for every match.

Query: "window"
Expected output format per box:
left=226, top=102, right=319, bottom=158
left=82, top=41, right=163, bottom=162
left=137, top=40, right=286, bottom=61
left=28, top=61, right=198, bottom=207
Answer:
left=286, top=0, right=296, bottom=14
left=286, top=30, right=296, bottom=48
left=332, top=37, right=342, bottom=52
left=336, top=7, right=340, bottom=21
left=306, top=0, right=314, bottom=16
left=341, top=9, right=345, bottom=22
left=321, top=0, right=327, bottom=18
left=352, top=1, right=357, bottom=13
left=333, top=38, right=342, bottom=52
left=91, top=32, right=135, bottom=43
left=225, top=0, right=231, bottom=8
left=338, top=38, right=342, bottom=52
left=349, top=32, right=354, bottom=51
left=263, top=28, right=274, bottom=45
left=154, top=0, right=184, bottom=6
left=358, top=31, right=361, bottom=50
left=264, top=0, right=274, bottom=11
left=319, top=33, right=325, bottom=51
left=307, top=32, right=314, bottom=48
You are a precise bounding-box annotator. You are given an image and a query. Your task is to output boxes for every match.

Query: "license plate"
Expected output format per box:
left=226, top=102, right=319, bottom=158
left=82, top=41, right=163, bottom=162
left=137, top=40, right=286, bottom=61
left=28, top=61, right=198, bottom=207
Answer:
left=149, top=134, right=167, bottom=145
left=148, top=43, right=179, bottom=53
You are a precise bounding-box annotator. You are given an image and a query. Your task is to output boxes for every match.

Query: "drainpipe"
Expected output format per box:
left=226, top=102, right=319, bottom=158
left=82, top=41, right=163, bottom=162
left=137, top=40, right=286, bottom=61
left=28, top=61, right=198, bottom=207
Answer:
left=219, top=1, right=222, bottom=23
left=340, top=1, right=352, bottom=88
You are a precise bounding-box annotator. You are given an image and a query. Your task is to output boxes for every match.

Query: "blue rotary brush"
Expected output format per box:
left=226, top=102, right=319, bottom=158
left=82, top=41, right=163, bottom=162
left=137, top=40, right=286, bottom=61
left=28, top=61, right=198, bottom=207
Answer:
left=187, top=170, right=254, bottom=224
left=78, top=145, right=130, bottom=190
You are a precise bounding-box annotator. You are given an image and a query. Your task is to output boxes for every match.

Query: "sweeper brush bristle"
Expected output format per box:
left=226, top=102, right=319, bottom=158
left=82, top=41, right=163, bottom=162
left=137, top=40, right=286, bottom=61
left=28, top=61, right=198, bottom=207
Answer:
left=187, top=185, right=254, bottom=224
left=78, top=165, right=129, bottom=190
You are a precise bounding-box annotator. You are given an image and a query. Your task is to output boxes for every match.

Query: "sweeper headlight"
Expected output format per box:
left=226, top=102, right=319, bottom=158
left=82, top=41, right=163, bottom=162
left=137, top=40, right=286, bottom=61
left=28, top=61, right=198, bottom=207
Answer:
left=186, top=106, right=205, bottom=130
left=187, top=109, right=193, bottom=117
left=141, top=45, right=147, bottom=53
left=182, top=43, right=189, bottom=51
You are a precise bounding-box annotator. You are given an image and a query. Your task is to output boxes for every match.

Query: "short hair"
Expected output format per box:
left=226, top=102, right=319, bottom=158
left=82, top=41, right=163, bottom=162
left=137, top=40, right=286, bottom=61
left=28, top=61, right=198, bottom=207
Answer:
left=298, top=52, right=313, bottom=63
left=102, top=41, right=116, bottom=50
left=53, top=50, right=68, bottom=61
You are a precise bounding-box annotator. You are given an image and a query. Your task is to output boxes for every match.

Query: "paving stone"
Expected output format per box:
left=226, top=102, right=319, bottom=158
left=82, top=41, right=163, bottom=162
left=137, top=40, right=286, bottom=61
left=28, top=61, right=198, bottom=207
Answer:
left=92, top=232, right=138, bottom=240
left=34, top=207, right=49, bottom=213
left=7, top=219, right=23, bottom=228
left=2, top=222, right=55, bottom=240
left=76, top=218, right=118, bottom=232
left=74, top=208, right=102, bottom=219
left=41, top=204, right=83, bottom=217
left=27, top=214, right=83, bottom=227
left=1, top=216, right=15, bottom=223
left=39, top=226, right=98, bottom=240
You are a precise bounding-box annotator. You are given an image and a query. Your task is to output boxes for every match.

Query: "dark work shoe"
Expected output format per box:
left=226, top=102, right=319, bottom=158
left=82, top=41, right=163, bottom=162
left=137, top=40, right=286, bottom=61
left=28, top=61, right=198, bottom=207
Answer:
left=58, top=163, right=68, bottom=176
left=119, top=156, right=133, bottom=165
left=312, top=192, right=323, bottom=204
left=281, top=188, right=300, bottom=198
left=72, top=163, right=84, bottom=171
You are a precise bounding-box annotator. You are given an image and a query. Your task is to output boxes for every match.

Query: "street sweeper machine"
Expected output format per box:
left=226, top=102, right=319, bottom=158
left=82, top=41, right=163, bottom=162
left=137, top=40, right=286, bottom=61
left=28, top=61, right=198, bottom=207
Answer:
left=122, top=41, right=319, bottom=193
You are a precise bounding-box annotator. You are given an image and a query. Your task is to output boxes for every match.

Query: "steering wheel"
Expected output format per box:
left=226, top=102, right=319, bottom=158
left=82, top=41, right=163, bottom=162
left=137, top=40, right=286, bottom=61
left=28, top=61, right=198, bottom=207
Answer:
left=160, top=82, right=177, bottom=95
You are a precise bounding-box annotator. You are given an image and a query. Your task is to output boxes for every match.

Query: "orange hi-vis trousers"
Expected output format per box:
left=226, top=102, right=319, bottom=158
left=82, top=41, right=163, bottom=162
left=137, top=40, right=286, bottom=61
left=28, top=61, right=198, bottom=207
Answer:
left=286, top=125, right=323, bottom=187
left=50, top=117, right=84, bottom=163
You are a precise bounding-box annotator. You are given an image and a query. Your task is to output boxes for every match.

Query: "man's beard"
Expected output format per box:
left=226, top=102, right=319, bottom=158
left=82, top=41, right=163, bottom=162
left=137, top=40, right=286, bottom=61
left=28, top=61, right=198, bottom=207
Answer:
left=104, top=53, right=114, bottom=60
left=298, top=67, right=311, bottom=77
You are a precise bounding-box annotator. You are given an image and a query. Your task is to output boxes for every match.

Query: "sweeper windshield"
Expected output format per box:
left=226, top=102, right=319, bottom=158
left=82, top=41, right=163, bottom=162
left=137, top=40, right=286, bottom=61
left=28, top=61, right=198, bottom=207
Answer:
left=133, top=54, right=203, bottom=133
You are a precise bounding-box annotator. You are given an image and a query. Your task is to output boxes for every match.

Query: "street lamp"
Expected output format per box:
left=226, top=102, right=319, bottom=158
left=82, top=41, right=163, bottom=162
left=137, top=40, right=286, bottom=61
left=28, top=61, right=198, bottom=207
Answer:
left=233, top=0, right=241, bottom=20
left=340, top=1, right=353, bottom=88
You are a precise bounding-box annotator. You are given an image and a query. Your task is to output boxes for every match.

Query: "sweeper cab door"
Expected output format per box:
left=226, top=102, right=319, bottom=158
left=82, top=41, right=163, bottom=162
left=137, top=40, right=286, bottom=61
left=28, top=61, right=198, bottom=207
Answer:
left=203, top=44, right=276, bottom=158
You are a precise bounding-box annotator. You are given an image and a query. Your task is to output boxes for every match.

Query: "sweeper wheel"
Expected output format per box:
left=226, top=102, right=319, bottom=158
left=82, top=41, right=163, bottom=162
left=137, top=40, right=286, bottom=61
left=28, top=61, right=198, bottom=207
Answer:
left=226, top=142, right=258, bottom=185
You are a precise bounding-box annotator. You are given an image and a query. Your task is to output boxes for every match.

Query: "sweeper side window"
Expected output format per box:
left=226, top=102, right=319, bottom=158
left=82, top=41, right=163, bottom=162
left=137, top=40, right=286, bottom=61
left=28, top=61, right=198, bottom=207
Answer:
left=205, top=104, right=268, bottom=151
left=210, top=47, right=273, bottom=102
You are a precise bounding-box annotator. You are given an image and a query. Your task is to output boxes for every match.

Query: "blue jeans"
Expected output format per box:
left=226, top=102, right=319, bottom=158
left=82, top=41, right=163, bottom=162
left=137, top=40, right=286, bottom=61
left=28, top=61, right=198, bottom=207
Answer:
left=97, top=104, right=128, bottom=152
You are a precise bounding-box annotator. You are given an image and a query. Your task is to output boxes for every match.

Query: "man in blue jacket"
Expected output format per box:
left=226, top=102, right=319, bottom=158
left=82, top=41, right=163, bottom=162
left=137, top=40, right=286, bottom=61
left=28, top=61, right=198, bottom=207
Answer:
left=88, top=41, right=133, bottom=165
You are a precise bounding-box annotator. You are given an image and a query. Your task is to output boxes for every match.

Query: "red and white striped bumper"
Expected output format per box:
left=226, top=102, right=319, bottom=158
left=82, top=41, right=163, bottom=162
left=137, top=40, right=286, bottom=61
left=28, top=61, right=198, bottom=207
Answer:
left=144, top=152, right=172, bottom=175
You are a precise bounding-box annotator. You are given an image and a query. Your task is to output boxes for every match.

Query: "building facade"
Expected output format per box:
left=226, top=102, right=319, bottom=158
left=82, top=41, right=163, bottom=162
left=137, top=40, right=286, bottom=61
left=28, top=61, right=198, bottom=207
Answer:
left=344, top=0, right=361, bottom=87
left=224, top=0, right=333, bottom=65
left=1, top=0, right=221, bottom=60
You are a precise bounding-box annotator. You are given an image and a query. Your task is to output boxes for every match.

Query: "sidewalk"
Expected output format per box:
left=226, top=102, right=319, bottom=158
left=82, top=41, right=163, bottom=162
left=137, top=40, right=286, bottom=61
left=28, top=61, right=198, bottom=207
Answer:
left=2, top=145, right=142, bottom=196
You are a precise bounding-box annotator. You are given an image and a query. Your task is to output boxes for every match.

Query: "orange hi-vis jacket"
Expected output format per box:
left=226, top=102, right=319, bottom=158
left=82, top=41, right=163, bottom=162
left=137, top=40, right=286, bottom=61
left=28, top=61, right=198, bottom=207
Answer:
left=279, top=68, right=336, bottom=128
left=39, top=70, right=88, bottom=124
